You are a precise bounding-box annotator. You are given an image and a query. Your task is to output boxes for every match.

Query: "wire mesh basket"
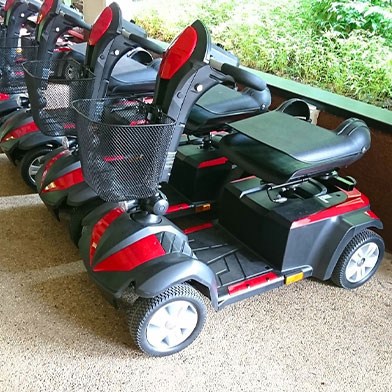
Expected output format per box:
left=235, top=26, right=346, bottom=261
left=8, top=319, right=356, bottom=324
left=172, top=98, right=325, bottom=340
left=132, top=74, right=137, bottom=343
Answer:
left=73, top=97, right=176, bottom=202
left=0, top=36, right=37, bottom=94
left=23, top=58, right=95, bottom=137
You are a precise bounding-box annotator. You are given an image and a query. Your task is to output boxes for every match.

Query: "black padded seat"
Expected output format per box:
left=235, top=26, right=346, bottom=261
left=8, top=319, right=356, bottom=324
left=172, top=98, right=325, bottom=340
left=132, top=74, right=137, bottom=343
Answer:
left=220, top=111, right=370, bottom=184
left=109, top=58, right=161, bottom=94
left=186, top=84, right=271, bottom=135
left=61, top=43, right=159, bottom=94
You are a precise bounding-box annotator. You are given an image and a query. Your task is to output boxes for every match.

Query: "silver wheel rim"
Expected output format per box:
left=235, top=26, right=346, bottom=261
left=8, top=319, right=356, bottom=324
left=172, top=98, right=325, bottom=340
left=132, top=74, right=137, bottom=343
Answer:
left=146, top=300, right=198, bottom=350
left=346, top=242, right=379, bottom=283
left=28, top=155, right=46, bottom=184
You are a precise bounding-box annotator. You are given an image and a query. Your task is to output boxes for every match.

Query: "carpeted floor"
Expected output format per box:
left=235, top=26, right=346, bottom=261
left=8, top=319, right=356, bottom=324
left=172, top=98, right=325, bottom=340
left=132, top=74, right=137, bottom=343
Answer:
left=0, top=153, right=391, bottom=392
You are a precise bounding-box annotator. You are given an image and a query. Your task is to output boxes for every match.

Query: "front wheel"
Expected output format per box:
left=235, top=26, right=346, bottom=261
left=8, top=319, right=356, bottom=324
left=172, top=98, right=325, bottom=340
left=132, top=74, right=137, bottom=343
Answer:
left=20, top=146, right=53, bottom=190
left=129, top=284, right=207, bottom=356
left=331, top=229, right=384, bottom=289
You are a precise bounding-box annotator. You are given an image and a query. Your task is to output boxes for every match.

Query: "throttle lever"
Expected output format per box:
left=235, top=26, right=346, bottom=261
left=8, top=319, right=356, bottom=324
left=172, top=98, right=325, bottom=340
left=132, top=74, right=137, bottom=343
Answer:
left=122, top=30, right=164, bottom=54
left=210, top=58, right=267, bottom=91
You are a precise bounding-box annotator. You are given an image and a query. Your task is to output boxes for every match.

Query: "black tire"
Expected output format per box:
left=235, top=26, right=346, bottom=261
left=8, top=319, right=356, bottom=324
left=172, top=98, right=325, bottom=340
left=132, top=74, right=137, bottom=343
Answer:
left=129, top=284, right=207, bottom=357
left=68, top=199, right=104, bottom=246
left=20, top=146, right=53, bottom=190
left=331, top=229, right=384, bottom=289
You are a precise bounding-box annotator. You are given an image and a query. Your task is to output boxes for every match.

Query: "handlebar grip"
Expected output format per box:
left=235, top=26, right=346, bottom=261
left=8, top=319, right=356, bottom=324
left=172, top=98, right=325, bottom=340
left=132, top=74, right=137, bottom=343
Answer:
left=62, top=13, right=91, bottom=31
left=220, top=63, right=266, bottom=91
left=123, top=31, right=164, bottom=54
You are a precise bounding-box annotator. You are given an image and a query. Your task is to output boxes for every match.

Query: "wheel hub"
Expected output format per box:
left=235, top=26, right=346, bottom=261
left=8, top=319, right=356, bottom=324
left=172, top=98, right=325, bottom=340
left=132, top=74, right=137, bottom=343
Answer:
left=146, top=300, right=198, bottom=350
left=345, top=242, right=379, bottom=283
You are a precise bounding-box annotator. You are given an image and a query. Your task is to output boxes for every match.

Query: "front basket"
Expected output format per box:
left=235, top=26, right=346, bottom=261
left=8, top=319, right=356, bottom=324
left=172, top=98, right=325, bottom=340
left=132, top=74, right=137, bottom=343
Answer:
left=23, top=58, right=95, bottom=137
left=73, top=98, right=176, bottom=202
left=0, top=36, right=38, bottom=94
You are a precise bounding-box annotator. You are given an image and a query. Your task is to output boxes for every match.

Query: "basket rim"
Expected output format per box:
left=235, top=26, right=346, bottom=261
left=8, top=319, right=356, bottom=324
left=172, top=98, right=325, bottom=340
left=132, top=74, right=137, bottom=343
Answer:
left=72, top=98, right=177, bottom=128
left=22, top=58, right=95, bottom=82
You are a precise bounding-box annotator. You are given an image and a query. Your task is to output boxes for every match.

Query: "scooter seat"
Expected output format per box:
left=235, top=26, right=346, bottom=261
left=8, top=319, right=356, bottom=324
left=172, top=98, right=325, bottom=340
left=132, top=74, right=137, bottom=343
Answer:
left=62, top=43, right=160, bottom=94
left=109, top=58, right=161, bottom=94
left=220, top=111, right=370, bottom=184
left=186, top=84, right=271, bottom=135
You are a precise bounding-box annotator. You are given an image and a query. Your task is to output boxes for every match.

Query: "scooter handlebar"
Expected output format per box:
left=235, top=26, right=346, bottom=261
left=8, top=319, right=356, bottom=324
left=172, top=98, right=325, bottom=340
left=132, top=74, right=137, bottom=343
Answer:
left=27, top=0, right=42, bottom=13
left=210, top=58, right=267, bottom=91
left=122, top=30, right=164, bottom=54
left=61, top=10, right=91, bottom=31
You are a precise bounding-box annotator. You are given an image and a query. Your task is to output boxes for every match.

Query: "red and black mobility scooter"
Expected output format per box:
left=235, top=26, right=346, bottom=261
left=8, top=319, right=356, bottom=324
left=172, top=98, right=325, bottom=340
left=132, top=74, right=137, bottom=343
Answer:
left=72, top=21, right=384, bottom=356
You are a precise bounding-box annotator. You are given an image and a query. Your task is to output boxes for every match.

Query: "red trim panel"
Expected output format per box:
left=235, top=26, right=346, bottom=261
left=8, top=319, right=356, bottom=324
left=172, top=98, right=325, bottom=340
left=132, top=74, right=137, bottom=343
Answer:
left=183, top=222, right=213, bottom=235
left=228, top=272, right=279, bottom=295
left=0, top=93, right=10, bottom=101
left=40, top=149, right=70, bottom=188
left=41, top=168, right=84, bottom=193
left=93, top=234, right=166, bottom=272
left=37, top=0, right=54, bottom=24
left=90, top=207, right=125, bottom=263
left=88, top=6, right=113, bottom=46
left=198, top=157, right=228, bottom=169
left=167, top=203, right=191, bottom=214
left=1, top=121, right=39, bottom=143
left=159, top=26, right=197, bottom=80
left=291, top=188, right=370, bottom=229
left=4, top=0, right=15, bottom=12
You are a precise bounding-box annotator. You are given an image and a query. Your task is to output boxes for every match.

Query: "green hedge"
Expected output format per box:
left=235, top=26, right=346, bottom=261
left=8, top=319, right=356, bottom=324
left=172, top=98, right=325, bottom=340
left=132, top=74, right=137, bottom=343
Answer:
left=131, top=0, right=392, bottom=109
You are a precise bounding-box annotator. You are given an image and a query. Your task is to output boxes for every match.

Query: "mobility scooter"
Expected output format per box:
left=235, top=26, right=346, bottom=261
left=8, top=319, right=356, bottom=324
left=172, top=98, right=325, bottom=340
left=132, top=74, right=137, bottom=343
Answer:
left=74, top=20, right=384, bottom=356
left=0, top=1, right=155, bottom=186
left=33, top=8, right=271, bottom=244
left=0, top=0, right=89, bottom=119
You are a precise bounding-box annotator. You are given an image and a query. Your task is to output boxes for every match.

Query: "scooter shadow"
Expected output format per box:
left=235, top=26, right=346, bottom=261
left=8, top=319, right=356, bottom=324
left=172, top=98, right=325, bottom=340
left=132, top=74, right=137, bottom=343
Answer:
left=0, top=204, right=80, bottom=273
left=0, top=154, right=34, bottom=196
left=32, top=272, right=136, bottom=352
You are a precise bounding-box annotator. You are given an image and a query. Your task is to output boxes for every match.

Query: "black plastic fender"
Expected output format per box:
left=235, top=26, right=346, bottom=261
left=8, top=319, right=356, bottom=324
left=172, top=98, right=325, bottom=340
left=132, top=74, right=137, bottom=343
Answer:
left=0, top=96, right=22, bottom=117
left=132, top=256, right=218, bottom=309
left=18, top=131, right=63, bottom=151
left=320, top=210, right=383, bottom=280
left=66, top=182, right=99, bottom=207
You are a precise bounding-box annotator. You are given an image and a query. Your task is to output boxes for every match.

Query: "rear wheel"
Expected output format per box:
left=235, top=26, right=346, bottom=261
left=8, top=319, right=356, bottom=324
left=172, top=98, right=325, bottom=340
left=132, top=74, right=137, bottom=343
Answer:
left=129, top=284, right=207, bottom=356
left=331, top=229, right=384, bottom=289
left=20, top=146, right=53, bottom=190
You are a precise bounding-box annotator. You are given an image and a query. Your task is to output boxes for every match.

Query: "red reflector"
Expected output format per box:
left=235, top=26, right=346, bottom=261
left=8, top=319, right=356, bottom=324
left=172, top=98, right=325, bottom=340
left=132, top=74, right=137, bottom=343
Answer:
left=166, top=203, right=191, bottom=214
left=198, top=157, right=228, bottom=169
left=90, top=207, right=125, bottom=263
left=88, top=7, right=113, bottom=46
left=1, top=121, right=39, bottom=143
left=93, top=234, right=166, bottom=272
left=183, top=222, right=213, bottom=234
left=41, top=168, right=84, bottom=194
left=291, top=189, right=370, bottom=229
left=0, top=93, right=9, bottom=101
left=67, top=30, right=85, bottom=41
left=37, top=0, right=54, bottom=24
left=40, top=149, right=70, bottom=188
left=4, top=0, right=16, bottom=12
left=159, top=26, right=197, bottom=80
left=54, top=47, right=72, bottom=53
left=228, top=272, right=279, bottom=295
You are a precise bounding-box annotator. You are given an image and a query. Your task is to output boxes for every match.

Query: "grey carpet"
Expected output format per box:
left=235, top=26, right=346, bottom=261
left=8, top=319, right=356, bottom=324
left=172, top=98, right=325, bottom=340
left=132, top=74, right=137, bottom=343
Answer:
left=0, top=153, right=391, bottom=392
